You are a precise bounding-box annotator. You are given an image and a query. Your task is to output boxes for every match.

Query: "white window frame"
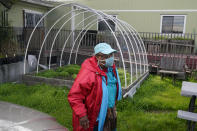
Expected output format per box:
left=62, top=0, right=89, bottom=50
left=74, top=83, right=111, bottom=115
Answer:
left=23, top=9, right=44, bottom=27
left=97, top=15, right=118, bottom=32
left=160, top=15, right=187, bottom=34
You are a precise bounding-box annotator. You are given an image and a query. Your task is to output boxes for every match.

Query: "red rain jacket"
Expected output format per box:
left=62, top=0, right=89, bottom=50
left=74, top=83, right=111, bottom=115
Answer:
left=68, top=56, right=120, bottom=131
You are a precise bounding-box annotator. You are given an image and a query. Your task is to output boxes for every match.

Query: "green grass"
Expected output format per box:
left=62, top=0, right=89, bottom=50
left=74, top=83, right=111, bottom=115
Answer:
left=35, top=64, right=80, bottom=80
left=190, top=71, right=197, bottom=82
left=0, top=53, right=5, bottom=58
left=132, top=76, right=189, bottom=111
left=116, top=75, right=197, bottom=131
left=35, top=65, right=131, bottom=86
left=0, top=74, right=197, bottom=130
left=0, top=83, right=73, bottom=130
left=117, top=68, right=132, bottom=87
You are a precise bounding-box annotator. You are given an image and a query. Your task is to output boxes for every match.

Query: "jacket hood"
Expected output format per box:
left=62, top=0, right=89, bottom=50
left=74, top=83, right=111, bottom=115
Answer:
left=81, top=56, right=110, bottom=76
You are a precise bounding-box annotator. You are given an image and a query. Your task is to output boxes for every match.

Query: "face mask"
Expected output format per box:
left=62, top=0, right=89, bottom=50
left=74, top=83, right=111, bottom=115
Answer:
left=105, top=56, right=114, bottom=67
left=97, top=54, right=114, bottom=67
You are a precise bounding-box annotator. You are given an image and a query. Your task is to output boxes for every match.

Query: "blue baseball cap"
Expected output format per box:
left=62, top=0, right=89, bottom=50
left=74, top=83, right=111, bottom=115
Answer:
left=94, top=43, right=117, bottom=55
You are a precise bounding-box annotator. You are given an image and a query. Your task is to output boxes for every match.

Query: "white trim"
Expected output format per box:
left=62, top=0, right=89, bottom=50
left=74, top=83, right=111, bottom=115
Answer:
left=23, top=9, right=44, bottom=27
left=160, top=15, right=186, bottom=34
left=113, top=15, right=118, bottom=31
left=80, top=11, right=85, bottom=29
left=101, top=9, right=197, bottom=12
left=21, top=0, right=53, bottom=8
left=82, top=11, right=85, bottom=28
left=184, top=15, right=187, bottom=34
left=160, top=15, right=163, bottom=33
left=71, top=6, right=75, bottom=47
left=73, top=5, right=85, bottom=29
left=96, top=15, right=100, bottom=31
left=71, top=6, right=75, bottom=31
left=45, top=0, right=74, bottom=1
left=23, top=9, right=43, bottom=15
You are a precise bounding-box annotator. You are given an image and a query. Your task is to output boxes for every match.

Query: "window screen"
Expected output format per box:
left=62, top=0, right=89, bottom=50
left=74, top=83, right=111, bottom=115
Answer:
left=24, top=11, right=44, bottom=27
left=161, top=16, right=185, bottom=33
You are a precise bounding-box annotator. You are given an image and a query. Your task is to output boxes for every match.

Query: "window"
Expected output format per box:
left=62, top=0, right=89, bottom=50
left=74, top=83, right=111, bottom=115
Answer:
left=24, top=10, right=44, bottom=28
left=47, top=56, right=57, bottom=64
left=1, top=9, right=8, bottom=27
left=98, top=15, right=117, bottom=31
left=161, top=15, right=186, bottom=34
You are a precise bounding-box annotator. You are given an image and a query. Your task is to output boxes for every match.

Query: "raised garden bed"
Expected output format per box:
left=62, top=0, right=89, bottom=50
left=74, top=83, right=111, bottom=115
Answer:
left=22, top=64, right=80, bottom=88
left=22, top=64, right=132, bottom=89
left=0, top=61, right=26, bottom=84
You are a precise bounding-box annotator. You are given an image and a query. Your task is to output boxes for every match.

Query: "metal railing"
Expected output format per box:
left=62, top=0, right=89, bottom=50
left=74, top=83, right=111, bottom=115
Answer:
left=139, top=32, right=196, bottom=54
left=1, top=27, right=197, bottom=70
left=138, top=32, right=197, bottom=71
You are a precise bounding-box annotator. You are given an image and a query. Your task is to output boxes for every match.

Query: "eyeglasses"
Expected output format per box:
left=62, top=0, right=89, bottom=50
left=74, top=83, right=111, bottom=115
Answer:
left=97, top=53, right=113, bottom=60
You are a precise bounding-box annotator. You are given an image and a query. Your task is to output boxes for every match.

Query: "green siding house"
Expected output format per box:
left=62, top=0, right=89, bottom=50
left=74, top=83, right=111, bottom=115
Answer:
left=58, top=0, right=197, bottom=50
left=64, top=0, right=197, bottom=34
left=0, top=0, right=196, bottom=75
left=1, top=0, right=197, bottom=50
left=1, top=0, right=197, bottom=34
left=0, top=0, right=53, bottom=27
left=2, top=0, right=197, bottom=33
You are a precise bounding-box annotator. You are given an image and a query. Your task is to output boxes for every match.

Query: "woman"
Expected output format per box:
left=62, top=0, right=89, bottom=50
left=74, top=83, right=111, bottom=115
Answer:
left=68, top=43, right=122, bottom=131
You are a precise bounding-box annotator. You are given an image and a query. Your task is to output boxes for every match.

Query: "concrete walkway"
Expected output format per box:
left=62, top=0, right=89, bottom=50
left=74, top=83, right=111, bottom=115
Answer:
left=0, top=101, right=68, bottom=131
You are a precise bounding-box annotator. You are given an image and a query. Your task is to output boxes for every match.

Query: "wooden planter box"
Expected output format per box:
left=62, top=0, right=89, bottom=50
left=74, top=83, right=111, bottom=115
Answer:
left=22, top=71, right=74, bottom=89
left=0, top=61, right=26, bottom=84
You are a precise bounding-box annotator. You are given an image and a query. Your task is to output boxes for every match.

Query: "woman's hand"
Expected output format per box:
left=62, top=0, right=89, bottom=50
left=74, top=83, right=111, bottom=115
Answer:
left=79, top=115, right=89, bottom=129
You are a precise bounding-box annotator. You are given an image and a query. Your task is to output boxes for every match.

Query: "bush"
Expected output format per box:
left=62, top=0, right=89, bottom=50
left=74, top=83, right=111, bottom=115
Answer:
left=72, top=74, right=77, bottom=79
left=58, top=71, right=70, bottom=78
left=0, top=27, right=21, bottom=57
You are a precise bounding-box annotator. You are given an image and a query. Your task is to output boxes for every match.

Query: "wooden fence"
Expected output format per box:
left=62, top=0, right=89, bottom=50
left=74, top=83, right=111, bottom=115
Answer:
left=1, top=27, right=197, bottom=70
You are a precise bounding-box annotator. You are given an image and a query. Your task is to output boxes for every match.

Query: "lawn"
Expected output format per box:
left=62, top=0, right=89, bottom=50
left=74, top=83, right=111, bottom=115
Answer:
left=116, top=75, right=194, bottom=131
left=0, top=74, right=196, bottom=130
